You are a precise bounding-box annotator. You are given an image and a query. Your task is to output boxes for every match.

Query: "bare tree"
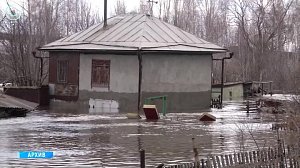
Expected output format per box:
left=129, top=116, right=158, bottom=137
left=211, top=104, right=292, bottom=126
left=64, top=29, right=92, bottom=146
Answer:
left=0, top=0, right=99, bottom=86
left=115, top=0, right=127, bottom=15
left=139, top=0, right=148, bottom=14
left=228, top=0, right=294, bottom=86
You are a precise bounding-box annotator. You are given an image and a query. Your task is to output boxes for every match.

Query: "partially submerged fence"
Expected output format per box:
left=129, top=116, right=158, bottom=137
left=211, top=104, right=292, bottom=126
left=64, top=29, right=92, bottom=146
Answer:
left=151, top=145, right=299, bottom=168
left=204, top=146, right=299, bottom=168
left=245, top=100, right=259, bottom=113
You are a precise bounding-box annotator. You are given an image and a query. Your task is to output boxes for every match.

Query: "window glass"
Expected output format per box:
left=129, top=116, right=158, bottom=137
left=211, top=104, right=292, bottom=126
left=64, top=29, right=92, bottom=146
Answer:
left=57, top=60, right=68, bottom=83
left=92, top=60, right=110, bottom=88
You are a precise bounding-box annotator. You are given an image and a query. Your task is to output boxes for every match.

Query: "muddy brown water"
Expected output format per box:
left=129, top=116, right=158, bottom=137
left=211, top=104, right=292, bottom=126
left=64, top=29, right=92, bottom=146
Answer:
left=0, top=101, right=281, bottom=167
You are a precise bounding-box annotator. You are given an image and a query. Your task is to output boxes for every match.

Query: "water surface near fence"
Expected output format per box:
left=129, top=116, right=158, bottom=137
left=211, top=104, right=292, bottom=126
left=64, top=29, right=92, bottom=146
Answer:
left=0, top=101, right=281, bottom=167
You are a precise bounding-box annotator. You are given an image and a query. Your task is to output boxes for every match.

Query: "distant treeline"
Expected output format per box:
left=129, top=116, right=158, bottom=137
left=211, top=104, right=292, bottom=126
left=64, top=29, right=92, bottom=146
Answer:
left=0, top=0, right=299, bottom=92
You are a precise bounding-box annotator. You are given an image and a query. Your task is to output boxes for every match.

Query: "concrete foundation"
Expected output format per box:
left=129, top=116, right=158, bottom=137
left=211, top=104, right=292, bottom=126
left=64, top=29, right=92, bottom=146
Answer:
left=50, top=90, right=211, bottom=113
left=141, top=91, right=211, bottom=112
left=79, top=90, right=138, bottom=113
left=48, top=100, right=88, bottom=114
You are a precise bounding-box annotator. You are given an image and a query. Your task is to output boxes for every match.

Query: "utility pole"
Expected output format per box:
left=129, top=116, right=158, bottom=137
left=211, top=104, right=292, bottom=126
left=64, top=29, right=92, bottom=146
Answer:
left=147, top=0, right=158, bottom=16
left=104, top=0, right=108, bottom=27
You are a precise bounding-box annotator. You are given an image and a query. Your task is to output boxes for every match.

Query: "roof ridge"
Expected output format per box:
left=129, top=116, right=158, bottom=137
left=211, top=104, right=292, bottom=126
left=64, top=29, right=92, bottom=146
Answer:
left=137, top=14, right=148, bottom=49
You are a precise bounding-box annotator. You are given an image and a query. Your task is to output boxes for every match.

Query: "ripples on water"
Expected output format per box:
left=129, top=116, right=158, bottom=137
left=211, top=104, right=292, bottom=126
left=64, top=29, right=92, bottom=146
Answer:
left=0, top=101, right=280, bottom=167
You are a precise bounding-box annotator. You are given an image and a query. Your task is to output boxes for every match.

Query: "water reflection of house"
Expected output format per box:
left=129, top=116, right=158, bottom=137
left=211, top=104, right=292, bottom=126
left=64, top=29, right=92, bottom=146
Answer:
left=40, top=14, right=227, bottom=112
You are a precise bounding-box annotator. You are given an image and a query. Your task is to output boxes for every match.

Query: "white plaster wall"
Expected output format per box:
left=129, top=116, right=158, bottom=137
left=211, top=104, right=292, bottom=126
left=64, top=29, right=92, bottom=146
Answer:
left=49, top=83, right=55, bottom=95
left=79, top=54, right=139, bottom=93
left=223, top=84, right=244, bottom=100
left=142, top=54, right=212, bottom=92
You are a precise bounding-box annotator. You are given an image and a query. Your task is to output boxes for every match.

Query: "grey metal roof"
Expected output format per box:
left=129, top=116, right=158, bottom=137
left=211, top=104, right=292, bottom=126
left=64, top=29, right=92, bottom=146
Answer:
left=40, top=14, right=227, bottom=53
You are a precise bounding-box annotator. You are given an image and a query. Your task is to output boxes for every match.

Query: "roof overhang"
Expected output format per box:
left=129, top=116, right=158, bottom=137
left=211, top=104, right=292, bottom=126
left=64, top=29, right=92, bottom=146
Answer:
left=39, top=42, right=227, bottom=54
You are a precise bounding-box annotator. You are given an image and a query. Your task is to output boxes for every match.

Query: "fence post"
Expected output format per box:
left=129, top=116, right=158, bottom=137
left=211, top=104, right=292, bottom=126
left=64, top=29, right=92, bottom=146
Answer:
left=246, top=101, right=250, bottom=113
left=140, top=149, right=145, bottom=168
left=201, top=159, right=205, bottom=168
left=192, top=138, right=200, bottom=168
left=162, top=96, right=167, bottom=116
left=278, top=139, right=285, bottom=168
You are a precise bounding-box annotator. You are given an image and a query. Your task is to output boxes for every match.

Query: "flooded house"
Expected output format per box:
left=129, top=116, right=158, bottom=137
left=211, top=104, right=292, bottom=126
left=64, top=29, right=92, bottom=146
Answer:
left=40, top=14, right=227, bottom=112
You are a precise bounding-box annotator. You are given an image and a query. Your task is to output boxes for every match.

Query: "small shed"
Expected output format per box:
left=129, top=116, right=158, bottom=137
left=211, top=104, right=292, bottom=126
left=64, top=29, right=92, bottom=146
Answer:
left=40, top=14, right=227, bottom=112
left=212, top=82, right=244, bottom=101
left=212, top=81, right=273, bottom=101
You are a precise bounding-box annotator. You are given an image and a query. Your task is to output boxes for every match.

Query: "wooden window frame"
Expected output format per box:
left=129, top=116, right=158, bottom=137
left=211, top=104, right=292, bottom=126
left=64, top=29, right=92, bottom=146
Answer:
left=91, top=59, right=110, bottom=88
left=57, top=60, right=68, bottom=83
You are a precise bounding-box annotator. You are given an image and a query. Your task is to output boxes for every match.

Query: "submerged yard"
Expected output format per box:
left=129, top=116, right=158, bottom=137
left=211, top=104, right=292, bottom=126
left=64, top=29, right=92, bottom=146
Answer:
left=0, top=0, right=298, bottom=167
left=0, top=99, right=285, bottom=167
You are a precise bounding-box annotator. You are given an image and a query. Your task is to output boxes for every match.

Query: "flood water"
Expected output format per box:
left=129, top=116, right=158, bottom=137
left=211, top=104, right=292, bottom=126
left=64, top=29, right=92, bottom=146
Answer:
left=0, top=100, right=281, bottom=167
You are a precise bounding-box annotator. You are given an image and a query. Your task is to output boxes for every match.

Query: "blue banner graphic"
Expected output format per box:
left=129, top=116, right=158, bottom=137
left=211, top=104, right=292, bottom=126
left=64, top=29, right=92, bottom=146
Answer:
left=19, top=151, right=54, bottom=159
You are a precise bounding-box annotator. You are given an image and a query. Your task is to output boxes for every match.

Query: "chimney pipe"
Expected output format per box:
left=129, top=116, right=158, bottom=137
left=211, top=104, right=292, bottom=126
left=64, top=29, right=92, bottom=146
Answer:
left=104, top=0, right=107, bottom=28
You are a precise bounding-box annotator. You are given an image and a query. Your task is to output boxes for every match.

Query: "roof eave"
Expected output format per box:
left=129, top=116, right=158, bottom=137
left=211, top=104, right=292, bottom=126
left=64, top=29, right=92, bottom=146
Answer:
left=38, top=48, right=139, bottom=55
left=39, top=48, right=226, bottom=55
left=140, top=49, right=227, bottom=55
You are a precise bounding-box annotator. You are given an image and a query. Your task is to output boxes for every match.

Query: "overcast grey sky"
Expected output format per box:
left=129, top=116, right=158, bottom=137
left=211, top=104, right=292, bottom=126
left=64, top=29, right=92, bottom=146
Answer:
left=89, top=0, right=141, bottom=17
left=0, top=0, right=142, bottom=18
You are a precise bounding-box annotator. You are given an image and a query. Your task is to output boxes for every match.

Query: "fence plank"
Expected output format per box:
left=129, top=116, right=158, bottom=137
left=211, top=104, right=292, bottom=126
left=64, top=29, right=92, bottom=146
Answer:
left=249, top=151, right=253, bottom=164
left=237, top=152, right=241, bottom=164
left=253, top=151, right=257, bottom=163
left=244, top=152, right=248, bottom=164
left=216, top=156, right=222, bottom=168
left=270, top=148, right=274, bottom=160
left=201, top=159, right=205, bottom=168
left=263, top=149, right=267, bottom=162
left=258, top=150, right=261, bottom=163
left=163, top=146, right=299, bottom=168
left=273, top=159, right=278, bottom=168
left=220, top=155, right=226, bottom=167
left=288, top=157, right=296, bottom=168
left=234, top=153, right=238, bottom=165
left=264, top=149, right=268, bottom=162
left=293, top=157, right=298, bottom=168
left=267, top=148, right=272, bottom=160
left=289, top=157, right=294, bottom=168
left=274, top=148, right=278, bottom=160
left=229, top=154, right=233, bottom=166
left=225, top=155, right=230, bottom=167
left=241, top=152, right=245, bottom=164
left=206, top=156, right=212, bottom=168
left=211, top=155, right=217, bottom=168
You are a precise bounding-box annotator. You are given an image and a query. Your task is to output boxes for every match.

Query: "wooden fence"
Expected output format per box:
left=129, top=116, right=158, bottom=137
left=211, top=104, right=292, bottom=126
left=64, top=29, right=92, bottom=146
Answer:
left=162, top=146, right=299, bottom=168
left=245, top=100, right=259, bottom=113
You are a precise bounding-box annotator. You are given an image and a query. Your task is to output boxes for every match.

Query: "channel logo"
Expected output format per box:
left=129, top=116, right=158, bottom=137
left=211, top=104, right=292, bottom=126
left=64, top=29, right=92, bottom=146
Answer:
left=0, top=0, right=22, bottom=21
